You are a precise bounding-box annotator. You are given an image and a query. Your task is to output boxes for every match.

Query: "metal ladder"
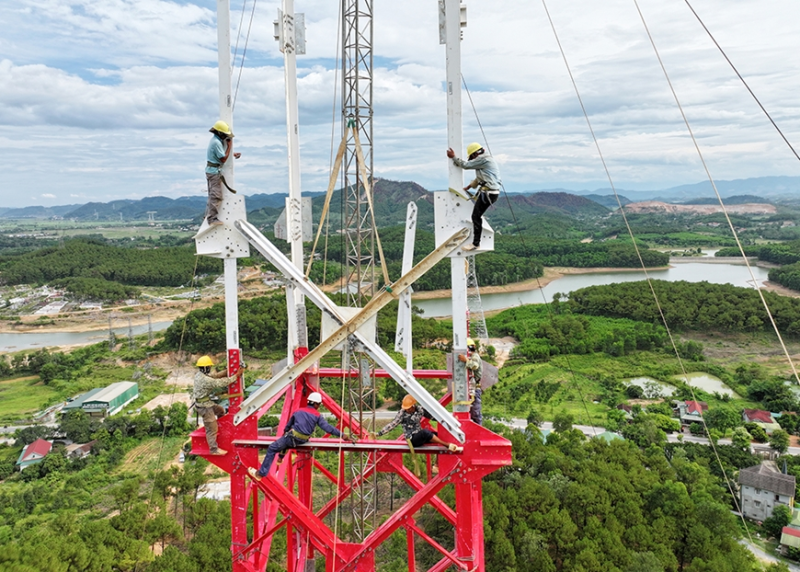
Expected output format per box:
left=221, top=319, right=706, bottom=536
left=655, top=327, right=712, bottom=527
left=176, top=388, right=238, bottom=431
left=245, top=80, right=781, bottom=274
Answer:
left=466, top=255, right=488, bottom=344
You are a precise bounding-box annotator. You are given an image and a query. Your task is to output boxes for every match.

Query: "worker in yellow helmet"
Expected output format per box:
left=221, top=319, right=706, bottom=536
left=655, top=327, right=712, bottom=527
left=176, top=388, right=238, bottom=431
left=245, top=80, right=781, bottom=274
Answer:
left=458, top=338, right=483, bottom=425
left=446, top=142, right=502, bottom=251
left=205, top=120, right=241, bottom=227
left=192, top=355, right=231, bottom=455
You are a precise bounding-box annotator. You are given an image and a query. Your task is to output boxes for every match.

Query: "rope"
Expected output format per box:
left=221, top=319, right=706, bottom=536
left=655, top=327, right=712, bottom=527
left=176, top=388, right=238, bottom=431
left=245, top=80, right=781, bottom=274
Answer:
left=232, top=0, right=258, bottom=111
left=461, top=73, right=597, bottom=436
left=133, top=253, right=201, bottom=571
left=682, top=0, right=800, bottom=163
left=629, top=0, right=759, bottom=539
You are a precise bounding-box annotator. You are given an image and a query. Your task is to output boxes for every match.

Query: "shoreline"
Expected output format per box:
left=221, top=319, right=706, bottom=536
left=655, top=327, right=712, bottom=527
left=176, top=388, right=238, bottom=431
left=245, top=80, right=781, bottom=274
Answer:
left=2, top=263, right=797, bottom=336
left=411, top=265, right=670, bottom=301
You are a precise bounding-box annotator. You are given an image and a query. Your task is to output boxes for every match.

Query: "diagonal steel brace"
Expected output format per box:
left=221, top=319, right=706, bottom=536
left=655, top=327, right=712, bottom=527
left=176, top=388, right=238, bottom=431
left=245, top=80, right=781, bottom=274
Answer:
left=233, top=219, right=468, bottom=441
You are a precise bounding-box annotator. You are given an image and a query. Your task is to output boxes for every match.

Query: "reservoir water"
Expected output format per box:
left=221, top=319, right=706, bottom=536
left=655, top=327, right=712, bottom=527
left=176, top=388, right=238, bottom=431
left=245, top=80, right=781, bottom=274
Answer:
left=0, top=321, right=173, bottom=353
left=413, top=261, right=772, bottom=318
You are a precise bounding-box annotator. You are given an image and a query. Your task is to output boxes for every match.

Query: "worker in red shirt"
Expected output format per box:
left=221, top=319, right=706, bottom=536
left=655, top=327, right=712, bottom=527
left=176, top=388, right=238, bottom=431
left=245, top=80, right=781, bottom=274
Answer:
left=248, top=392, right=354, bottom=480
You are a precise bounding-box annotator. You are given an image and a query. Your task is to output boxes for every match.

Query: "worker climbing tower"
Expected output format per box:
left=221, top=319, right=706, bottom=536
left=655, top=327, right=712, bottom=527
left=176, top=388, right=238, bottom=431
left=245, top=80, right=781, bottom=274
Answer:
left=189, top=1, right=511, bottom=570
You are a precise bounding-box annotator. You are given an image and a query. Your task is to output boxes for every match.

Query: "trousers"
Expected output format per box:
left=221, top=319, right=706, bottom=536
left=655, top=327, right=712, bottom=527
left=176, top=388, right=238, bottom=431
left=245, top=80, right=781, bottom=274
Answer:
left=470, top=388, right=483, bottom=425
left=196, top=404, right=226, bottom=452
left=206, top=172, right=223, bottom=223
left=471, top=192, right=498, bottom=246
left=257, top=434, right=306, bottom=477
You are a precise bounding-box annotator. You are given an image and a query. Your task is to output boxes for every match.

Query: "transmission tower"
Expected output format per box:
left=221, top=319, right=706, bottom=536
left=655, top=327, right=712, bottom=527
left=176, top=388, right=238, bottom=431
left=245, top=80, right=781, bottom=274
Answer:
left=341, top=0, right=379, bottom=541
left=342, top=0, right=375, bottom=305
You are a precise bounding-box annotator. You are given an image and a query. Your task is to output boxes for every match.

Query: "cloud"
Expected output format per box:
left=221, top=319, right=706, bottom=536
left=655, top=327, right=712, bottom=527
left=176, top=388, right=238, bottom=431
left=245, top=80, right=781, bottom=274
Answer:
left=0, top=0, right=799, bottom=207
left=41, top=193, right=56, bottom=198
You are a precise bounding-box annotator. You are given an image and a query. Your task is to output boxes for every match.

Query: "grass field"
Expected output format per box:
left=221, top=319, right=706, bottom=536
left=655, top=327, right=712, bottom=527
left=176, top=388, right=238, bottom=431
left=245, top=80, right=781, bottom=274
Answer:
left=118, top=436, right=188, bottom=474
left=0, top=376, right=61, bottom=424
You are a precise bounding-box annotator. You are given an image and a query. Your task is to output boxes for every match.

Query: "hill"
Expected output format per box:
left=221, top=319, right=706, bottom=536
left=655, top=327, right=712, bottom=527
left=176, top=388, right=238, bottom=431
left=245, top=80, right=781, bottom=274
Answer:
left=682, top=194, right=772, bottom=205
left=2, top=204, right=82, bottom=219
left=583, top=193, right=631, bottom=209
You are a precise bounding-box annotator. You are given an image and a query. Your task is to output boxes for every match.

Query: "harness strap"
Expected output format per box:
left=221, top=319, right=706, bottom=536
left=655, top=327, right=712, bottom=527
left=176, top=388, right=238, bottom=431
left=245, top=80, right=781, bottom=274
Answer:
left=291, top=429, right=312, bottom=441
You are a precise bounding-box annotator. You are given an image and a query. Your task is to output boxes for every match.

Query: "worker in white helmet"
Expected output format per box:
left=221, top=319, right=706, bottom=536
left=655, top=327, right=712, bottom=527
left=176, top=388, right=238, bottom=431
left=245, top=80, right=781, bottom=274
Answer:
left=446, top=142, right=502, bottom=251
left=205, top=120, right=241, bottom=226
left=248, top=391, right=356, bottom=481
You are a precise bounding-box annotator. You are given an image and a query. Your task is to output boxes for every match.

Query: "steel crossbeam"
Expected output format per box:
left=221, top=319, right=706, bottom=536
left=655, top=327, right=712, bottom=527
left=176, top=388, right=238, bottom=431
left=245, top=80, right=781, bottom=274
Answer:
left=233, top=219, right=467, bottom=442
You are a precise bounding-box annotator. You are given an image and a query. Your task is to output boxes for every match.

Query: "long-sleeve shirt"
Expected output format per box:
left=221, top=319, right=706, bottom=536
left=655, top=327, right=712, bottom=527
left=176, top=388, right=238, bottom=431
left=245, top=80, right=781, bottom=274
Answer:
left=285, top=406, right=342, bottom=439
left=465, top=352, right=483, bottom=390
left=193, top=370, right=230, bottom=407
left=452, top=153, right=502, bottom=192
left=377, top=407, right=432, bottom=440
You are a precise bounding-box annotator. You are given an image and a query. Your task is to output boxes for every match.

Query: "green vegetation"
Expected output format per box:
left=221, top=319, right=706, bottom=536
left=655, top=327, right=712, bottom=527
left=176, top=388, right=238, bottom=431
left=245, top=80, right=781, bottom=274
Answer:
left=0, top=237, right=221, bottom=289
left=567, top=280, right=800, bottom=334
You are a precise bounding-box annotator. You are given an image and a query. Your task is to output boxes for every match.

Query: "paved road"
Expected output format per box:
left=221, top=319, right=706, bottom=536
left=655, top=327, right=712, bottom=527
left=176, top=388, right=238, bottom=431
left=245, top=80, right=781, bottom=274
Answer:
left=740, top=538, right=800, bottom=571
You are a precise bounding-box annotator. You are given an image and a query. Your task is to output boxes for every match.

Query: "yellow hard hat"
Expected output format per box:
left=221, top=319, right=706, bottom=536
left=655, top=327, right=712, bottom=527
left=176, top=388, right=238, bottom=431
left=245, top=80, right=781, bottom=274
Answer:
left=466, top=338, right=476, bottom=348
left=402, top=395, right=417, bottom=410
left=210, top=120, right=233, bottom=136
left=466, top=142, right=483, bottom=157
left=196, top=355, right=214, bottom=368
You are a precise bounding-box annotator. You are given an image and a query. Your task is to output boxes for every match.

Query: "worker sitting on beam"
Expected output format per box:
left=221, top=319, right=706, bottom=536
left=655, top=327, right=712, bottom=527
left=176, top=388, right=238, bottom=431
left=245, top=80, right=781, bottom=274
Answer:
left=377, top=395, right=464, bottom=452
left=248, top=392, right=356, bottom=481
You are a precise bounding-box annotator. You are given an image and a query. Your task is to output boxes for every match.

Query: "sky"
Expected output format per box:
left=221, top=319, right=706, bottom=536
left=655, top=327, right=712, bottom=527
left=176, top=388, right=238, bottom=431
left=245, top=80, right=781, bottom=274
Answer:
left=2, top=0, right=800, bottom=208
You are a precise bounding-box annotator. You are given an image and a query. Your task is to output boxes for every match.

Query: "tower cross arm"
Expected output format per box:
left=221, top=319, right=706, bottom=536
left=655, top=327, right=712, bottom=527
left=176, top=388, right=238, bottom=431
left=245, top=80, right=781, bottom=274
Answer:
left=232, top=220, right=469, bottom=441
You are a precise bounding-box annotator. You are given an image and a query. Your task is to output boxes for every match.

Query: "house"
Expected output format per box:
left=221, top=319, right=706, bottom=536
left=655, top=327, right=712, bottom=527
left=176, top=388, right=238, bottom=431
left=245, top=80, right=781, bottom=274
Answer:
left=65, top=441, right=96, bottom=460
left=63, top=381, right=139, bottom=418
left=675, top=400, right=708, bottom=426
left=739, top=461, right=796, bottom=522
left=616, top=404, right=634, bottom=421
left=781, top=509, right=800, bottom=552
left=743, top=409, right=781, bottom=435
left=16, top=439, right=52, bottom=471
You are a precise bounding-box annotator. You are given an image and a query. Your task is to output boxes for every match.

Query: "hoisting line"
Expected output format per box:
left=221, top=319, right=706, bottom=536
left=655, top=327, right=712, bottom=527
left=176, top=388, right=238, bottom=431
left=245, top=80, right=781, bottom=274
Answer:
left=460, top=74, right=597, bottom=436
left=232, top=0, right=258, bottom=111
left=633, top=0, right=800, bottom=385
left=682, top=0, right=800, bottom=164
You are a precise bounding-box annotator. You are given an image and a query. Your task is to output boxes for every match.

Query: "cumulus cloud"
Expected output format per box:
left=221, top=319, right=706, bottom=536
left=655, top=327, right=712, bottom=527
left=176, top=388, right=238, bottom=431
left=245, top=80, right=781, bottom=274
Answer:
left=0, top=0, right=799, bottom=207
left=41, top=193, right=56, bottom=198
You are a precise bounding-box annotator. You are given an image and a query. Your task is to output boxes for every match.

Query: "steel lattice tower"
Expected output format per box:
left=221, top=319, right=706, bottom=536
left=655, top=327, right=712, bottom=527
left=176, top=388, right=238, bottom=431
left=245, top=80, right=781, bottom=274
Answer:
left=341, top=0, right=379, bottom=541
left=341, top=0, right=375, bottom=306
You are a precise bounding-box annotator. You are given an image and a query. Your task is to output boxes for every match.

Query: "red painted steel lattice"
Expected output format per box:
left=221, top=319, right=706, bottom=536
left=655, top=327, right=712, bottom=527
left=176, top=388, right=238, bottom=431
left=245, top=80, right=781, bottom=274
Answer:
left=191, top=348, right=512, bottom=571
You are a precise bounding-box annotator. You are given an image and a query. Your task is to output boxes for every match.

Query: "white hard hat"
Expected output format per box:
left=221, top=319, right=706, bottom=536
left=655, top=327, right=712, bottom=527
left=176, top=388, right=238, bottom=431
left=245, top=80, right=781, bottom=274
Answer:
left=307, top=392, right=322, bottom=404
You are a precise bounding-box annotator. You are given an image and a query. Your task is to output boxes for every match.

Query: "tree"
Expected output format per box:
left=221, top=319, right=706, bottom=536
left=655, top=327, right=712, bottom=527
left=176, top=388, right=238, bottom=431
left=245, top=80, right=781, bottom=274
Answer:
left=605, top=408, right=628, bottom=432
left=704, top=407, right=740, bottom=435
left=770, top=429, right=790, bottom=454
left=526, top=408, right=544, bottom=428
left=14, top=425, right=53, bottom=446
left=731, top=427, right=752, bottom=450
left=552, top=410, right=574, bottom=433
left=626, top=551, right=663, bottom=572
left=744, top=422, right=768, bottom=443
left=148, top=546, right=198, bottom=572
left=625, top=384, right=644, bottom=399
left=763, top=504, right=792, bottom=539
left=60, top=410, right=95, bottom=443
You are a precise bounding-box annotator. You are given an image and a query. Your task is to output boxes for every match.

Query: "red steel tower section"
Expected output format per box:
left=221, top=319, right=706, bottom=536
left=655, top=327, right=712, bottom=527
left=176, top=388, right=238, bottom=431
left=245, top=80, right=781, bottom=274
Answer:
left=191, top=349, right=512, bottom=571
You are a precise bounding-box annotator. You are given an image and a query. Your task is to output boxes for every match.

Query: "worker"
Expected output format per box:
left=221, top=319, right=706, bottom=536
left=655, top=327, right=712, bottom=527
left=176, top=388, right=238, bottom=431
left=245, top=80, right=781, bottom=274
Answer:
left=458, top=338, right=483, bottom=425
left=205, top=120, right=241, bottom=226
left=248, top=392, right=354, bottom=481
left=192, top=355, right=231, bottom=455
left=446, top=142, right=502, bottom=251
left=376, top=395, right=463, bottom=452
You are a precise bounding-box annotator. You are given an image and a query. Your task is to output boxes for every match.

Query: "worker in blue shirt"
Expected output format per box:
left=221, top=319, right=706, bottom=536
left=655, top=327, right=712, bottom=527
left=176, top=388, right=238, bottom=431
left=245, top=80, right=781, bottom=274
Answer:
left=248, top=392, right=355, bottom=480
left=205, top=120, right=241, bottom=226
left=447, top=142, right=502, bottom=251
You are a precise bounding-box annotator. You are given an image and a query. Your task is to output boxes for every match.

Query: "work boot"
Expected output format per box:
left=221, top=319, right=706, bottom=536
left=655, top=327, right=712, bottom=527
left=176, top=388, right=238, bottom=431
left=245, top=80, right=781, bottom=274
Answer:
left=247, top=467, right=262, bottom=481
left=209, top=448, right=227, bottom=456
left=208, top=220, right=224, bottom=227
left=462, top=243, right=477, bottom=252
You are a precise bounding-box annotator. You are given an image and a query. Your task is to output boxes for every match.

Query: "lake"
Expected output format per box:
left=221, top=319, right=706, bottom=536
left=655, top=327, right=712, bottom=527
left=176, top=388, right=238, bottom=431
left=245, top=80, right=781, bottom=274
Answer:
left=413, top=260, right=772, bottom=318
left=674, top=372, right=739, bottom=398
left=0, top=321, right=173, bottom=353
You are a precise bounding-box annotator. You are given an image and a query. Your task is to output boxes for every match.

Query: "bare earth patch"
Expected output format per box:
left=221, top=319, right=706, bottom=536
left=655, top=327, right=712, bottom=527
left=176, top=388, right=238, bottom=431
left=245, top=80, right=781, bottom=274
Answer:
left=142, top=393, right=192, bottom=411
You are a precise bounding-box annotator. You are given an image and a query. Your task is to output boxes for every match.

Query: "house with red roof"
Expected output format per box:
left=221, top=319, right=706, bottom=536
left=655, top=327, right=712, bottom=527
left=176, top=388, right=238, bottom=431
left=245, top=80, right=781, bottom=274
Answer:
left=675, top=400, right=708, bottom=426
left=743, top=409, right=781, bottom=435
left=15, top=439, right=52, bottom=471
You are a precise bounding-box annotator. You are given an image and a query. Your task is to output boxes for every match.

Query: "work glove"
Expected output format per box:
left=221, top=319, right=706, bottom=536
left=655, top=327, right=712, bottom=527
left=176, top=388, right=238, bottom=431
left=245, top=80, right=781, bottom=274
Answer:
left=239, top=361, right=248, bottom=370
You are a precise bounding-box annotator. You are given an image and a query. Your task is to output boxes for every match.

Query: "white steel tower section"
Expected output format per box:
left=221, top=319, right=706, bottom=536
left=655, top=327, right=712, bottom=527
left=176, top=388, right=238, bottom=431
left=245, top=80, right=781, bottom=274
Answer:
left=275, top=1, right=308, bottom=359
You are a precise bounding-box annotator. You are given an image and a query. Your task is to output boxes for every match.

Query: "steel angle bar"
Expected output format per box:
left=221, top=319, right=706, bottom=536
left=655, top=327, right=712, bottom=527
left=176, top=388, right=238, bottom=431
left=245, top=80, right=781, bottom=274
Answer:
left=233, top=220, right=467, bottom=441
